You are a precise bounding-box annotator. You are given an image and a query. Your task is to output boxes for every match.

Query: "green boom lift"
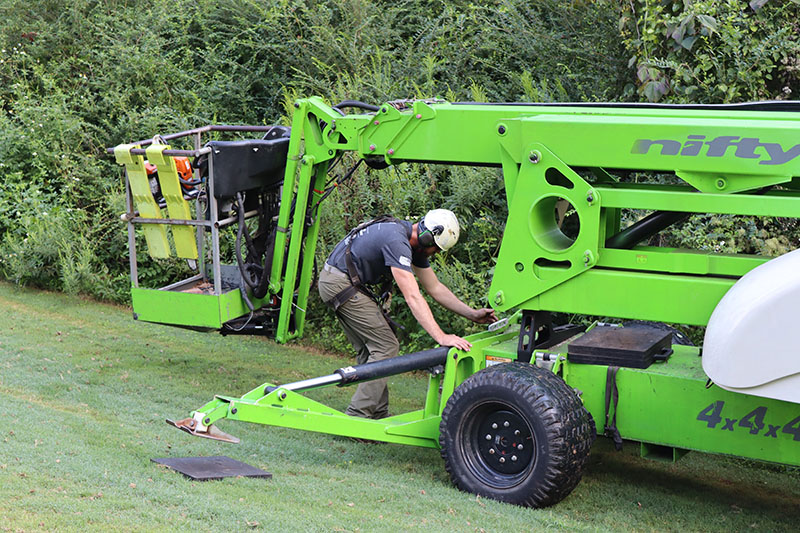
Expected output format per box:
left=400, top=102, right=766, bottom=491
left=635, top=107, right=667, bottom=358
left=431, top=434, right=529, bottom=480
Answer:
left=112, top=98, right=800, bottom=507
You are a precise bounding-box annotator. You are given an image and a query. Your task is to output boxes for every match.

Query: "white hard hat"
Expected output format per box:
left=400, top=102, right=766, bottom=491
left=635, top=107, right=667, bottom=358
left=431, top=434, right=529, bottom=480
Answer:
left=420, top=209, right=460, bottom=251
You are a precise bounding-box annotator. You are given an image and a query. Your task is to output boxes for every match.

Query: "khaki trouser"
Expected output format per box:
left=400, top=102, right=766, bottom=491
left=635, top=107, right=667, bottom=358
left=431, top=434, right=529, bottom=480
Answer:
left=318, top=267, right=399, bottom=419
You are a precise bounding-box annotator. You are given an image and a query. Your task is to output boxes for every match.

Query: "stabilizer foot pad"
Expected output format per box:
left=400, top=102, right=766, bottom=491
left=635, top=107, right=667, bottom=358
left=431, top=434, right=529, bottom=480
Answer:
left=151, top=456, right=272, bottom=481
left=166, top=417, right=240, bottom=443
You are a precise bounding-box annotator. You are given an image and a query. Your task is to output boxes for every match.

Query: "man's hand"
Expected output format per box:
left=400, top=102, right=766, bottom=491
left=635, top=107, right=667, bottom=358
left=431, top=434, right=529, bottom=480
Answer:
left=470, top=308, right=498, bottom=324
left=438, top=333, right=472, bottom=352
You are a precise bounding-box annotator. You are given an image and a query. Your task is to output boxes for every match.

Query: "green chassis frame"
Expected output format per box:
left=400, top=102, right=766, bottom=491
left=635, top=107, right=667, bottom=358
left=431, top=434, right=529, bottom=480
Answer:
left=141, top=98, right=800, bottom=466
left=190, top=315, right=800, bottom=466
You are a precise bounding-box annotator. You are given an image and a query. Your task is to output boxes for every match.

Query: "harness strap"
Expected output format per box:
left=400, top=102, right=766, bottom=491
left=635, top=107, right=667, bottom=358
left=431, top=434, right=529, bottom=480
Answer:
left=604, top=365, right=623, bottom=451
left=328, top=216, right=405, bottom=334
left=328, top=284, right=361, bottom=312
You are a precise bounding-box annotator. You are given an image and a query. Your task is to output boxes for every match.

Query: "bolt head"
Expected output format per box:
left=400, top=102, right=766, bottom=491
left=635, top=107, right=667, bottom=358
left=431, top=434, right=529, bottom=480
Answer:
left=529, top=150, right=541, bottom=164
left=511, top=455, right=517, bottom=462
left=489, top=448, right=495, bottom=455
left=494, top=291, right=504, bottom=305
left=499, top=457, right=506, bottom=463
left=369, top=144, right=376, bottom=151
left=497, top=125, right=506, bottom=135
left=514, top=429, right=520, bottom=436
left=492, top=423, right=498, bottom=429
left=231, top=407, right=238, bottom=415
left=204, top=418, right=211, bottom=425
left=416, top=114, right=422, bottom=119
left=503, top=421, right=510, bottom=428
left=485, top=434, right=492, bottom=441
left=374, top=120, right=380, bottom=126
left=387, top=148, right=395, bottom=155
left=517, top=444, right=523, bottom=450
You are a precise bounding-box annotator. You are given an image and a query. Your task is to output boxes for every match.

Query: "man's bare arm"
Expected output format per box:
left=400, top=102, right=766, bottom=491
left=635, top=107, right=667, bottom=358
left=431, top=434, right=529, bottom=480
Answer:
left=391, top=267, right=472, bottom=351
left=414, top=266, right=497, bottom=324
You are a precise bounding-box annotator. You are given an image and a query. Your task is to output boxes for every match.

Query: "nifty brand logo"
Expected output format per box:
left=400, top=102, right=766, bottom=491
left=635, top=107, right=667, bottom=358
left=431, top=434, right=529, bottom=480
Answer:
left=631, top=136, right=800, bottom=165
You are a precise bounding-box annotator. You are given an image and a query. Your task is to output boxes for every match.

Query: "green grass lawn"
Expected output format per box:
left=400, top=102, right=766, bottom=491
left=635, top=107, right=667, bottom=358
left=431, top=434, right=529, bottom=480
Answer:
left=1, top=282, right=798, bottom=532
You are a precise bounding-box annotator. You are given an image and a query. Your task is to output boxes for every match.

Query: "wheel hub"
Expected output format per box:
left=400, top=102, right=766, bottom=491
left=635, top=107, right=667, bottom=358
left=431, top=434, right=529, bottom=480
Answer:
left=476, top=409, right=534, bottom=475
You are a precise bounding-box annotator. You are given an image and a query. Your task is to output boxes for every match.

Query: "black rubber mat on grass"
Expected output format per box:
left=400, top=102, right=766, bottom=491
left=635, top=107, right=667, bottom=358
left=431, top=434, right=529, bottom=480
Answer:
left=151, top=456, right=272, bottom=481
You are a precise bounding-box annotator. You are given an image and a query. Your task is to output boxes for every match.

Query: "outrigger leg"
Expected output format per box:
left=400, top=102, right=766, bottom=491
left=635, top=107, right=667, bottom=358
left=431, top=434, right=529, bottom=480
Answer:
left=166, top=346, right=456, bottom=446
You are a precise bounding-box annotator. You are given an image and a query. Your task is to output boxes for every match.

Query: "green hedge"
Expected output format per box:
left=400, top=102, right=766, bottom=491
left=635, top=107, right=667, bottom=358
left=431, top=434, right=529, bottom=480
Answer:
left=0, top=0, right=797, bottom=351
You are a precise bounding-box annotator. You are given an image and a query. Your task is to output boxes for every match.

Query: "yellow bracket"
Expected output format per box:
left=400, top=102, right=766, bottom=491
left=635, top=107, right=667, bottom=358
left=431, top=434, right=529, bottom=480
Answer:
left=113, top=143, right=170, bottom=258
left=145, top=145, right=198, bottom=259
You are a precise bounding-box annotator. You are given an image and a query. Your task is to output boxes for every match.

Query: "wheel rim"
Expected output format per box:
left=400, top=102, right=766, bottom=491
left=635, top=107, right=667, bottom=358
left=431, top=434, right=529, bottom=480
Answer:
left=461, top=402, right=536, bottom=489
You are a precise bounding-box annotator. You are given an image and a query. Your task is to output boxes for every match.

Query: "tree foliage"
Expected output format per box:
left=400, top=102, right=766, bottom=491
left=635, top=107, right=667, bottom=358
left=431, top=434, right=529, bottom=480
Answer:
left=0, top=0, right=797, bottom=351
left=620, top=0, right=799, bottom=102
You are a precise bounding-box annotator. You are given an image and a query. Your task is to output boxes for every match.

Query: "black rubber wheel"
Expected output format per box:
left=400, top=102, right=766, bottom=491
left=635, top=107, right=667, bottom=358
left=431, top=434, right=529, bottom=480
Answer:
left=622, top=320, right=694, bottom=346
left=439, top=362, right=596, bottom=508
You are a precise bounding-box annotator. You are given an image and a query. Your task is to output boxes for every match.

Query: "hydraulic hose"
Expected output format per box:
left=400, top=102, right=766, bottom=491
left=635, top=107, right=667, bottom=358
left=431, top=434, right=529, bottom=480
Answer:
left=605, top=211, right=690, bottom=249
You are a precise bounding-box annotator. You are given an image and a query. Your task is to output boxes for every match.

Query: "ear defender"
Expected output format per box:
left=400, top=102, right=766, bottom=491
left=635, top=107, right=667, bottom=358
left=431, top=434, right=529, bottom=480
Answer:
left=417, top=218, right=443, bottom=248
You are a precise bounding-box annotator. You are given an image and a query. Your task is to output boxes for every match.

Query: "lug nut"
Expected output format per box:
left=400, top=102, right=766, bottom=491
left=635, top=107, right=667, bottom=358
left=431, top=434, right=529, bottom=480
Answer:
left=511, top=455, right=517, bottom=462
left=489, top=448, right=495, bottom=455
left=517, top=444, right=523, bottom=450
left=499, top=457, right=506, bottom=463
left=492, top=423, right=498, bottom=429
left=503, top=421, right=510, bottom=427
left=514, top=429, right=520, bottom=436
left=485, top=434, right=492, bottom=441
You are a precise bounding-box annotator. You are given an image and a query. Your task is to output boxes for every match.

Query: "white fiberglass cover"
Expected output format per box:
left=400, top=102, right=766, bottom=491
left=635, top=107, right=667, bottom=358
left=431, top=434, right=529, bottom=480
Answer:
left=703, top=248, right=800, bottom=404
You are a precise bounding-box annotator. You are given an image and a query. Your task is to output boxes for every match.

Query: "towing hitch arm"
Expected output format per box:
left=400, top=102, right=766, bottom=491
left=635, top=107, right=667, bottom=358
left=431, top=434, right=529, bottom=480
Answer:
left=168, top=346, right=454, bottom=446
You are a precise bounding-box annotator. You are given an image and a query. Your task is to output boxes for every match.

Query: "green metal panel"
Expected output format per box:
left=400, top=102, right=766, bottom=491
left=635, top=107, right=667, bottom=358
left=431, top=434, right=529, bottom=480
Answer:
left=528, top=268, right=736, bottom=326
left=597, top=184, right=800, bottom=216
left=131, top=286, right=265, bottom=329
left=487, top=143, right=601, bottom=311
left=562, top=351, right=800, bottom=467
left=597, top=248, right=768, bottom=277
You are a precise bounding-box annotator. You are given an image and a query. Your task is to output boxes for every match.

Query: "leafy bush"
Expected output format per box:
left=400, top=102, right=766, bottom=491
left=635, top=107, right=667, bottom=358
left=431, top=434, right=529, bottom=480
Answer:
left=1, top=0, right=797, bottom=353
left=620, top=0, right=800, bottom=102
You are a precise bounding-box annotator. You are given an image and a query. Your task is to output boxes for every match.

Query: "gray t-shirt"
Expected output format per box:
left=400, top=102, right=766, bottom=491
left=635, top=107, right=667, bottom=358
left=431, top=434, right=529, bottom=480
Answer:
left=326, top=219, right=430, bottom=285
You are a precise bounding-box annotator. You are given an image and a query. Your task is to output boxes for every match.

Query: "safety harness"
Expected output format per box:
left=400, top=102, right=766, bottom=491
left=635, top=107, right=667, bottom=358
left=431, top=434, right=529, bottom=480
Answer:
left=327, top=216, right=405, bottom=334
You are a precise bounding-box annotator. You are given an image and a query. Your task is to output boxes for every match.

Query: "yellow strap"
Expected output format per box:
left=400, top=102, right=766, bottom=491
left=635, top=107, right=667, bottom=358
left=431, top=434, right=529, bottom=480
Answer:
left=113, top=144, right=170, bottom=258
left=145, top=145, right=198, bottom=259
